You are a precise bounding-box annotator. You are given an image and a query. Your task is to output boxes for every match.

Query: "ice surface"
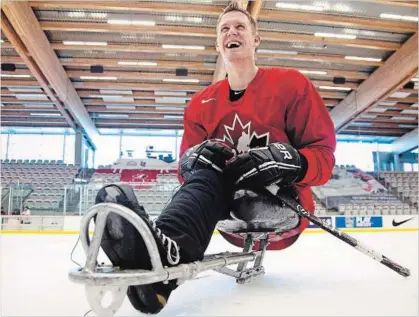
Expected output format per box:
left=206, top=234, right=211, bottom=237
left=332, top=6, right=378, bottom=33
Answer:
left=1, top=231, right=417, bottom=316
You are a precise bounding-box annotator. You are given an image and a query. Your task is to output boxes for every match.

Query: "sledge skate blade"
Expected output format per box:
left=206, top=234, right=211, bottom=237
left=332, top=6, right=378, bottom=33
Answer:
left=69, top=203, right=269, bottom=316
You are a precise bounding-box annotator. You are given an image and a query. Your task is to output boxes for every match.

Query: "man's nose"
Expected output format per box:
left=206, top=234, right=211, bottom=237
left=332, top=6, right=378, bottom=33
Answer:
left=227, top=26, right=238, bottom=36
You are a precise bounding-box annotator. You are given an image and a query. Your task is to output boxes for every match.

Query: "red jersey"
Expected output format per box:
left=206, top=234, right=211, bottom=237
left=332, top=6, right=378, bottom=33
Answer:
left=179, top=67, right=336, bottom=250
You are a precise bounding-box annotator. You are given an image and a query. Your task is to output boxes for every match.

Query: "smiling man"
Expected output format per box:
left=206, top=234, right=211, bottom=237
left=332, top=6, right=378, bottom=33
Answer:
left=95, top=2, right=336, bottom=315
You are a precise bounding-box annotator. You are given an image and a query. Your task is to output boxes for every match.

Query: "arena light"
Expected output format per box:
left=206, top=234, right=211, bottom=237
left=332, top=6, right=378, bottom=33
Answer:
left=380, top=13, right=418, bottom=22
left=117, top=61, right=157, bottom=66
left=275, top=3, right=324, bottom=11
left=63, top=41, right=108, bottom=46
left=0, top=74, right=31, bottom=78
left=162, top=78, right=199, bottom=83
left=108, top=19, right=156, bottom=26
left=257, top=49, right=298, bottom=55
left=99, top=89, right=133, bottom=95
left=30, top=113, right=62, bottom=116
left=299, top=70, right=327, bottom=75
left=319, top=85, right=352, bottom=91
left=345, top=56, right=382, bottom=62
left=162, top=44, right=205, bottom=50
left=9, top=88, right=43, bottom=93
left=80, top=76, right=118, bottom=80
left=314, top=32, right=357, bottom=39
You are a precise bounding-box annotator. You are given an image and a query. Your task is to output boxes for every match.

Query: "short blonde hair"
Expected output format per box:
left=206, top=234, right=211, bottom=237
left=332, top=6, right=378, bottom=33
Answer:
left=216, top=2, right=258, bottom=34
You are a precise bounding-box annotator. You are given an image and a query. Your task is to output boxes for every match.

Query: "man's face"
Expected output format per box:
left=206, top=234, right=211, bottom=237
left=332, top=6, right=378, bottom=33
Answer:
left=216, top=11, right=260, bottom=63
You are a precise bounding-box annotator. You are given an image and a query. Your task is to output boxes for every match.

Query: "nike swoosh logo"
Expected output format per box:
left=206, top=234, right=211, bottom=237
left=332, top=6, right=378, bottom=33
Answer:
left=202, top=98, right=216, bottom=104
left=392, top=217, right=414, bottom=227
left=234, top=91, right=244, bottom=95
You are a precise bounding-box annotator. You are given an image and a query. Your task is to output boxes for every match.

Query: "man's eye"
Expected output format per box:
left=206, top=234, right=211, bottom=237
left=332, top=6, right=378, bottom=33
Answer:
left=237, top=25, right=245, bottom=29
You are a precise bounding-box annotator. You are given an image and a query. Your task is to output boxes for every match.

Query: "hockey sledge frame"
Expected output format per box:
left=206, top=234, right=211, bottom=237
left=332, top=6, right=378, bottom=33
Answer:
left=68, top=203, right=272, bottom=316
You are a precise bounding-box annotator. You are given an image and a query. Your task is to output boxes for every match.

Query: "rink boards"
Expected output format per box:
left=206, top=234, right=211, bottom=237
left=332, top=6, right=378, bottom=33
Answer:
left=1, top=215, right=418, bottom=234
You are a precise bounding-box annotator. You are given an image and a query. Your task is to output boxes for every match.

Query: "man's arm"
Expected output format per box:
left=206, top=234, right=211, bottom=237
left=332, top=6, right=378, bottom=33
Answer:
left=177, top=105, right=207, bottom=183
left=286, top=77, right=336, bottom=187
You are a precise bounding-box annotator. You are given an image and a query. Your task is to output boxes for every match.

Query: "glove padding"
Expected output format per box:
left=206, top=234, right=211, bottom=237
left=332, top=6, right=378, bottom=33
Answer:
left=225, top=142, right=303, bottom=190
left=180, top=139, right=236, bottom=181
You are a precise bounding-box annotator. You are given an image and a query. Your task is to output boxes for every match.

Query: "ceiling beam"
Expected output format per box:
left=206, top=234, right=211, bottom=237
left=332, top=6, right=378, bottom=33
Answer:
left=258, top=10, right=417, bottom=33
left=329, top=32, right=418, bottom=131
left=29, top=1, right=417, bottom=32
left=49, top=43, right=383, bottom=67
left=0, top=11, right=76, bottom=130
left=29, top=1, right=222, bottom=15
left=2, top=1, right=99, bottom=149
left=41, top=21, right=400, bottom=51
left=391, top=128, right=419, bottom=154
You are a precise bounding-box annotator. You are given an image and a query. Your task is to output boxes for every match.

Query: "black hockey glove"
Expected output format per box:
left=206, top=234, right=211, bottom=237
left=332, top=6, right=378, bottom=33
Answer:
left=225, top=142, right=307, bottom=190
left=179, top=139, right=236, bottom=181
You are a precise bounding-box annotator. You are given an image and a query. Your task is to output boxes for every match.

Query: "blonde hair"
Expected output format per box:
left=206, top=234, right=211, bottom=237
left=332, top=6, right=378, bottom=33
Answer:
left=216, top=2, right=258, bottom=34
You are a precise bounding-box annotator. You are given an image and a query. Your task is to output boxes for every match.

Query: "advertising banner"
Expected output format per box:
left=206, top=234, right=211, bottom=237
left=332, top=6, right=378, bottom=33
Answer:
left=335, top=216, right=383, bottom=229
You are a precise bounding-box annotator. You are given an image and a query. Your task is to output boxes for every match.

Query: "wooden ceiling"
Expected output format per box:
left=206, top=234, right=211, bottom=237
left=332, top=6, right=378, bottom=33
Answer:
left=1, top=0, right=418, bottom=148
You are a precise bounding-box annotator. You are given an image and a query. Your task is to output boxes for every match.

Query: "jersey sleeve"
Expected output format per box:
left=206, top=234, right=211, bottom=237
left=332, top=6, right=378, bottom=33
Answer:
left=177, top=99, right=208, bottom=183
left=285, top=76, right=336, bottom=187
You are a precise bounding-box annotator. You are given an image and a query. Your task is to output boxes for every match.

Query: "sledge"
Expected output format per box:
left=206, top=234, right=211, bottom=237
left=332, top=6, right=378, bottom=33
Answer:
left=68, top=184, right=410, bottom=316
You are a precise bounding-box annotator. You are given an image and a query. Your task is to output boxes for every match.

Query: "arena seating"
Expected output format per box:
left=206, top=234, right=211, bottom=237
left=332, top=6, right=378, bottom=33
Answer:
left=1, top=160, right=79, bottom=211
left=2, top=159, right=417, bottom=217
left=312, top=166, right=418, bottom=216
left=378, top=171, right=418, bottom=205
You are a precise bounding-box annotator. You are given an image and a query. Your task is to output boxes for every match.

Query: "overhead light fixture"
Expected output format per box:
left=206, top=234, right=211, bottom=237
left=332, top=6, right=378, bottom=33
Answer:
left=345, top=56, right=382, bottom=62
left=80, top=76, right=118, bottom=80
left=23, top=103, right=54, bottom=108
left=108, top=19, right=156, bottom=26
left=391, top=92, right=411, bottom=98
left=15, top=94, right=49, bottom=101
left=30, top=113, right=62, bottom=116
left=299, top=70, right=327, bottom=75
left=380, top=13, right=418, bottom=22
left=67, top=12, right=86, bottom=18
left=118, top=61, right=157, bottom=66
left=102, top=96, right=134, bottom=102
left=89, top=12, right=108, bottom=19
left=9, top=88, right=43, bottom=93
left=155, top=97, right=188, bottom=104
left=319, top=86, right=352, bottom=91
left=106, top=105, right=136, bottom=110
left=314, top=32, right=357, bottom=39
left=99, top=89, right=133, bottom=95
left=162, top=44, right=205, bottom=50
left=0, top=74, right=31, bottom=78
left=98, top=114, right=129, bottom=118
left=164, top=16, right=203, bottom=23
left=257, top=49, right=298, bottom=55
left=63, top=41, right=108, bottom=46
left=154, top=91, right=187, bottom=96
left=275, top=3, right=324, bottom=11
left=162, top=78, right=199, bottom=83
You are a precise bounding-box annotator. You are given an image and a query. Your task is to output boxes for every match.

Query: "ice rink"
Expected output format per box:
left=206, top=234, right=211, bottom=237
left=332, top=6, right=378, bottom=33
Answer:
left=1, top=231, right=418, bottom=316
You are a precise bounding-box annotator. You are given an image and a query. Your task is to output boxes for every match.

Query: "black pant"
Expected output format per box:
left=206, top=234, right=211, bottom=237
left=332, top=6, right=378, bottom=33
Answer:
left=155, top=169, right=233, bottom=263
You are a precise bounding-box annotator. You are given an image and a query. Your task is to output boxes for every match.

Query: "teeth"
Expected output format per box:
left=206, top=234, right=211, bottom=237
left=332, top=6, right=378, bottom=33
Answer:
left=227, top=41, right=241, bottom=48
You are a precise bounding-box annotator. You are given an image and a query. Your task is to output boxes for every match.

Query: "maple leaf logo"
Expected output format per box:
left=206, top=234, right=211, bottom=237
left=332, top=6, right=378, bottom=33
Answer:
left=221, top=113, right=270, bottom=153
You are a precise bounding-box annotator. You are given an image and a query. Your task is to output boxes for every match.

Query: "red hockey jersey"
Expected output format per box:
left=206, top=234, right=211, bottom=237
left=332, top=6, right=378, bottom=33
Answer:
left=179, top=67, right=336, bottom=249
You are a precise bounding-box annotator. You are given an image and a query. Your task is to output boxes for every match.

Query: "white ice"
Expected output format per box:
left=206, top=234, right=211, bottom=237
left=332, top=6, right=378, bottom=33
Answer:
left=1, top=231, right=418, bottom=316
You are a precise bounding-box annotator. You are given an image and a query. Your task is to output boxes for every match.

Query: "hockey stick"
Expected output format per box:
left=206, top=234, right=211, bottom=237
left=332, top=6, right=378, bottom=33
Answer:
left=265, top=184, right=411, bottom=277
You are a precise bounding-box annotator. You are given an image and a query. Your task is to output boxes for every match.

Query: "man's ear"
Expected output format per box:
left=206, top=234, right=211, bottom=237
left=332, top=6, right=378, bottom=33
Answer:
left=254, top=34, right=261, bottom=48
left=215, top=41, right=220, bottom=53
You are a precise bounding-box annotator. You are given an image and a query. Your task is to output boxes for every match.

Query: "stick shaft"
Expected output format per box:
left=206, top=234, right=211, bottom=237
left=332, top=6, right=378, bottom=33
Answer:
left=265, top=185, right=410, bottom=277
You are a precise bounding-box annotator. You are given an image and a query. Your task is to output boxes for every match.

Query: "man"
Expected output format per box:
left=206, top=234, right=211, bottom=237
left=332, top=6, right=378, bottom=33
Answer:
left=95, top=3, right=336, bottom=315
